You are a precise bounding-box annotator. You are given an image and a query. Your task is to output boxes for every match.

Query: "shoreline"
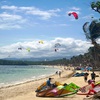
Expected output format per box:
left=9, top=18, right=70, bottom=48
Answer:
left=0, top=65, right=61, bottom=89
left=0, top=74, right=54, bottom=89
left=0, top=65, right=68, bottom=90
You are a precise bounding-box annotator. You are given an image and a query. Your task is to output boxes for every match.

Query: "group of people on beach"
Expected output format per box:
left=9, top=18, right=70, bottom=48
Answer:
left=36, top=67, right=99, bottom=99
left=55, top=70, right=62, bottom=77
left=84, top=71, right=96, bottom=82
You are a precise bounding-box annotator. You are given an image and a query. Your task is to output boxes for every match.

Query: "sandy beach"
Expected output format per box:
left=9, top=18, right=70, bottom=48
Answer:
left=0, top=66, right=100, bottom=100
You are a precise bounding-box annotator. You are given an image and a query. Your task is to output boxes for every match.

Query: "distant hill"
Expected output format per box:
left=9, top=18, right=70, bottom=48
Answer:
left=2, top=56, right=71, bottom=61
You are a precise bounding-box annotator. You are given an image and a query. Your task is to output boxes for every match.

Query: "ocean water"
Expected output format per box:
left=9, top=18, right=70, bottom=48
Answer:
left=0, top=65, right=58, bottom=87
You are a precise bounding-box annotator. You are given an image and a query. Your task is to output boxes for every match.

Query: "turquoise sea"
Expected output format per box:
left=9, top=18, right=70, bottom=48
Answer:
left=0, top=65, right=59, bottom=87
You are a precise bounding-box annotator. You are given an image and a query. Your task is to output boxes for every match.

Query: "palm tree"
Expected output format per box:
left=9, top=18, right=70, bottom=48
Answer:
left=91, top=1, right=100, bottom=13
left=83, top=19, right=100, bottom=70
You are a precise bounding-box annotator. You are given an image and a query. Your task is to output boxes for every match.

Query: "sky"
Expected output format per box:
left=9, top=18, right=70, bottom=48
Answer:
left=0, top=0, right=100, bottom=60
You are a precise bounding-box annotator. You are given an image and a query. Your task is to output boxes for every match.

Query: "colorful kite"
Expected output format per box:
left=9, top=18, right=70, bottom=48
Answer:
left=68, top=12, right=78, bottom=19
left=54, top=43, right=61, bottom=52
left=39, top=40, right=44, bottom=44
left=26, top=48, right=30, bottom=52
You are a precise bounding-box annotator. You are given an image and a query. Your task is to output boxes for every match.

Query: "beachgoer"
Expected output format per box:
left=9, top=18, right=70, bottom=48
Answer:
left=86, top=80, right=96, bottom=97
left=46, top=78, right=52, bottom=88
left=91, top=71, right=96, bottom=81
left=58, top=71, right=61, bottom=77
left=84, top=72, right=89, bottom=82
left=46, top=78, right=55, bottom=88
left=55, top=71, right=58, bottom=75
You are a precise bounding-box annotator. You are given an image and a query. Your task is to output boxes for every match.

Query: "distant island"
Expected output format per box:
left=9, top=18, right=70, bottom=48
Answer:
left=0, top=58, right=69, bottom=65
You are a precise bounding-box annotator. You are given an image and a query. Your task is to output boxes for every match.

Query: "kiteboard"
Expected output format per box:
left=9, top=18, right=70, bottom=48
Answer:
left=35, top=82, right=47, bottom=92
left=77, top=85, right=100, bottom=95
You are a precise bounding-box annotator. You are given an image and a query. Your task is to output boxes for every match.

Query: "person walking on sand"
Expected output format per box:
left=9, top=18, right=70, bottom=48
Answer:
left=84, top=72, right=89, bottom=82
left=91, top=71, right=96, bottom=81
left=58, top=71, right=61, bottom=78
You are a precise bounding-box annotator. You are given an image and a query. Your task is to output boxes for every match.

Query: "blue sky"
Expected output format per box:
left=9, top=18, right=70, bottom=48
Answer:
left=0, top=0, right=100, bottom=59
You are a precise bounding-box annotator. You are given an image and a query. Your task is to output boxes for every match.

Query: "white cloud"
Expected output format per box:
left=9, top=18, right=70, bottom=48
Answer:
left=1, top=5, right=61, bottom=20
left=0, top=24, right=21, bottom=29
left=52, top=23, right=70, bottom=27
left=0, top=38, right=93, bottom=59
left=25, top=8, right=61, bottom=20
left=0, top=12, right=22, bottom=20
left=70, top=7, right=81, bottom=11
left=0, top=5, right=61, bottom=29
left=0, top=12, right=27, bottom=29
left=1, top=5, right=18, bottom=10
